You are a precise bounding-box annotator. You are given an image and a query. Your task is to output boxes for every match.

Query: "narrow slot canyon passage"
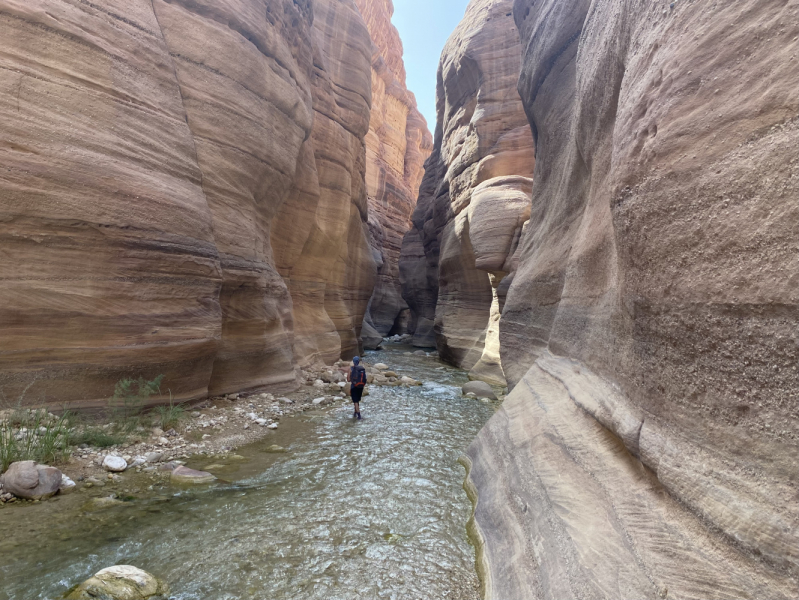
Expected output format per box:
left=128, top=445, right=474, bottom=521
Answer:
left=0, top=0, right=796, bottom=599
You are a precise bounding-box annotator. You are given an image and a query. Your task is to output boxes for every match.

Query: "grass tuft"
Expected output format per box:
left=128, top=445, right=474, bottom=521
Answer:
left=0, top=409, right=74, bottom=473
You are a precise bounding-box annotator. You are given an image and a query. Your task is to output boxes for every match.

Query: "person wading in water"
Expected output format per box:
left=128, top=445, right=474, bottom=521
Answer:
left=348, top=356, right=367, bottom=420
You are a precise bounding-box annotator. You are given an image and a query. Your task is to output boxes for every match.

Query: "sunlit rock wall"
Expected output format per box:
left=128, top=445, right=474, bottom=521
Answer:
left=354, top=0, right=433, bottom=349
left=399, top=0, right=534, bottom=384
left=0, top=0, right=376, bottom=408
left=464, top=0, right=799, bottom=598
left=273, top=0, right=377, bottom=368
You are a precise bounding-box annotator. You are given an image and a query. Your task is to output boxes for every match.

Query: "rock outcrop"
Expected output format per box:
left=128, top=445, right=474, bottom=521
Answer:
left=462, top=0, right=799, bottom=598
left=0, top=0, right=379, bottom=408
left=354, top=0, right=433, bottom=346
left=399, top=0, right=534, bottom=385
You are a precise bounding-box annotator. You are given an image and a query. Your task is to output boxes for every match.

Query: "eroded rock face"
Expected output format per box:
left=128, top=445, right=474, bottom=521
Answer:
left=0, top=0, right=378, bottom=407
left=273, top=0, right=377, bottom=367
left=354, top=0, right=433, bottom=340
left=464, top=0, right=799, bottom=598
left=399, top=0, right=534, bottom=384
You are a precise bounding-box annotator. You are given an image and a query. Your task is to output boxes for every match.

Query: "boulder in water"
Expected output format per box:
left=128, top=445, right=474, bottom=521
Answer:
left=462, top=381, right=497, bottom=400
left=65, top=565, right=169, bottom=599
left=170, top=465, right=216, bottom=485
left=0, top=461, right=61, bottom=500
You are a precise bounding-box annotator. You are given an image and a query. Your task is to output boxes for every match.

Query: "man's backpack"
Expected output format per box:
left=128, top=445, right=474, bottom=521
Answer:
left=351, top=365, right=367, bottom=388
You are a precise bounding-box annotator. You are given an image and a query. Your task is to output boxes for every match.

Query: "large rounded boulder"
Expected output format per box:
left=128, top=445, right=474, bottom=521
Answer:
left=0, top=461, right=62, bottom=500
left=65, top=565, right=169, bottom=600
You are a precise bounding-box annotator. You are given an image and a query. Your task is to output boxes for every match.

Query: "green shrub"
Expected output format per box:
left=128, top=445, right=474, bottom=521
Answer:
left=68, top=428, right=124, bottom=449
left=153, top=397, right=185, bottom=431
left=0, top=409, right=73, bottom=473
left=108, top=375, right=165, bottom=419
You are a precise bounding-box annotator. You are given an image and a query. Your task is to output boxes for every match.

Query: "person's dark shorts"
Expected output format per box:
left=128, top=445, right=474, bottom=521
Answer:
left=351, top=386, right=364, bottom=403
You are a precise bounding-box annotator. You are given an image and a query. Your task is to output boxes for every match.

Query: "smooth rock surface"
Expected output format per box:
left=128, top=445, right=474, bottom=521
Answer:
left=66, top=565, right=169, bottom=600
left=102, top=456, right=127, bottom=473
left=0, top=0, right=385, bottom=408
left=356, top=0, right=433, bottom=340
left=0, top=461, right=61, bottom=500
left=461, top=0, right=799, bottom=598
left=170, top=466, right=216, bottom=485
left=461, top=381, right=496, bottom=401
left=399, top=0, right=534, bottom=382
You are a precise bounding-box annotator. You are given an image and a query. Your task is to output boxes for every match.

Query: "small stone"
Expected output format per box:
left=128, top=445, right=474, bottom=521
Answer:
left=374, top=363, right=389, bottom=370
left=267, top=423, right=279, bottom=429
left=462, top=381, right=497, bottom=400
left=144, top=452, right=164, bottom=464
left=102, top=455, right=128, bottom=473
left=59, top=474, right=77, bottom=495
left=312, top=397, right=326, bottom=405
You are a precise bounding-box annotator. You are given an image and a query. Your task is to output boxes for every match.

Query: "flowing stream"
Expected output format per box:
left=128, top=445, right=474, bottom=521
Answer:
left=0, top=345, right=497, bottom=599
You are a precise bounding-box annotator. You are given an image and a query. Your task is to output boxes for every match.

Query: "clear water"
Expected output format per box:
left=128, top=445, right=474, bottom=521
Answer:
left=0, top=346, right=496, bottom=599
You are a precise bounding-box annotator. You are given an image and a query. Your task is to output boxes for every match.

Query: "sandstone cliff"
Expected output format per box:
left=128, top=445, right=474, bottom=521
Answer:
left=462, top=0, right=799, bottom=598
left=354, top=0, right=433, bottom=349
left=0, top=0, right=377, bottom=408
left=399, top=0, right=535, bottom=385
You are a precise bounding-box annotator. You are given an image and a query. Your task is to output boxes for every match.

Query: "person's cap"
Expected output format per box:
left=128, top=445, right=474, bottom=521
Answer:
left=353, top=356, right=360, bottom=364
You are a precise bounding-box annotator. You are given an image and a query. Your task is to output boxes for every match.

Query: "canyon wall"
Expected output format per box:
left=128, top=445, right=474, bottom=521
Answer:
left=354, top=0, right=432, bottom=349
left=462, top=0, right=799, bottom=598
left=399, top=0, right=535, bottom=384
left=0, top=0, right=379, bottom=409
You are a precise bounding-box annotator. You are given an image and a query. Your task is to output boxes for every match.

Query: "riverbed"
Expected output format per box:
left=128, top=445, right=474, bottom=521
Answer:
left=0, top=345, right=498, bottom=599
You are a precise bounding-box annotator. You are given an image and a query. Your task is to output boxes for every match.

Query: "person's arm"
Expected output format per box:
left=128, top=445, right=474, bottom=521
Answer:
left=346, top=368, right=351, bottom=382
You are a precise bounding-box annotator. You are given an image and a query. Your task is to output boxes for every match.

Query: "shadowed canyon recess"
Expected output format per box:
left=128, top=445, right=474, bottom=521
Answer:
left=0, top=0, right=796, bottom=598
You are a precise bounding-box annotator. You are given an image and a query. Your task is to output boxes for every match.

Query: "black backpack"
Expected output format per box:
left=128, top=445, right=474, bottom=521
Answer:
left=351, top=365, right=367, bottom=388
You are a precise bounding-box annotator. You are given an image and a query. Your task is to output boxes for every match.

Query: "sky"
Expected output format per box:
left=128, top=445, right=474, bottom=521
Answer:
left=391, top=0, right=472, bottom=132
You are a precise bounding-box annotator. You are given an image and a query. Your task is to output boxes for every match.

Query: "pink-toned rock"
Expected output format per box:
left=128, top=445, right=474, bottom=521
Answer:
left=0, top=0, right=384, bottom=406
left=0, top=461, right=62, bottom=500
left=461, top=0, right=799, bottom=598
left=399, top=0, right=534, bottom=384
left=355, top=0, right=433, bottom=340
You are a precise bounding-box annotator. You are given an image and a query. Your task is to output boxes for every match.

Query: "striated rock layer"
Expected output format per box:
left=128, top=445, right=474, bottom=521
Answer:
left=354, top=0, right=432, bottom=348
left=399, top=0, right=534, bottom=384
left=464, top=0, right=799, bottom=598
left=0, top=0, right=378, bottom=409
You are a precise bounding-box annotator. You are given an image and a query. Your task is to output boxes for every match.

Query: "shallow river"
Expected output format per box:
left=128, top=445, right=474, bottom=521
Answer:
left=0, top=346, right=497, bottom=599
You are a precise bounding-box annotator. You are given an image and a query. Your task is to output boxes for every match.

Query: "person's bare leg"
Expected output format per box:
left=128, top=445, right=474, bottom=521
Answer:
left=353, top=402, right=359, bottom=417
